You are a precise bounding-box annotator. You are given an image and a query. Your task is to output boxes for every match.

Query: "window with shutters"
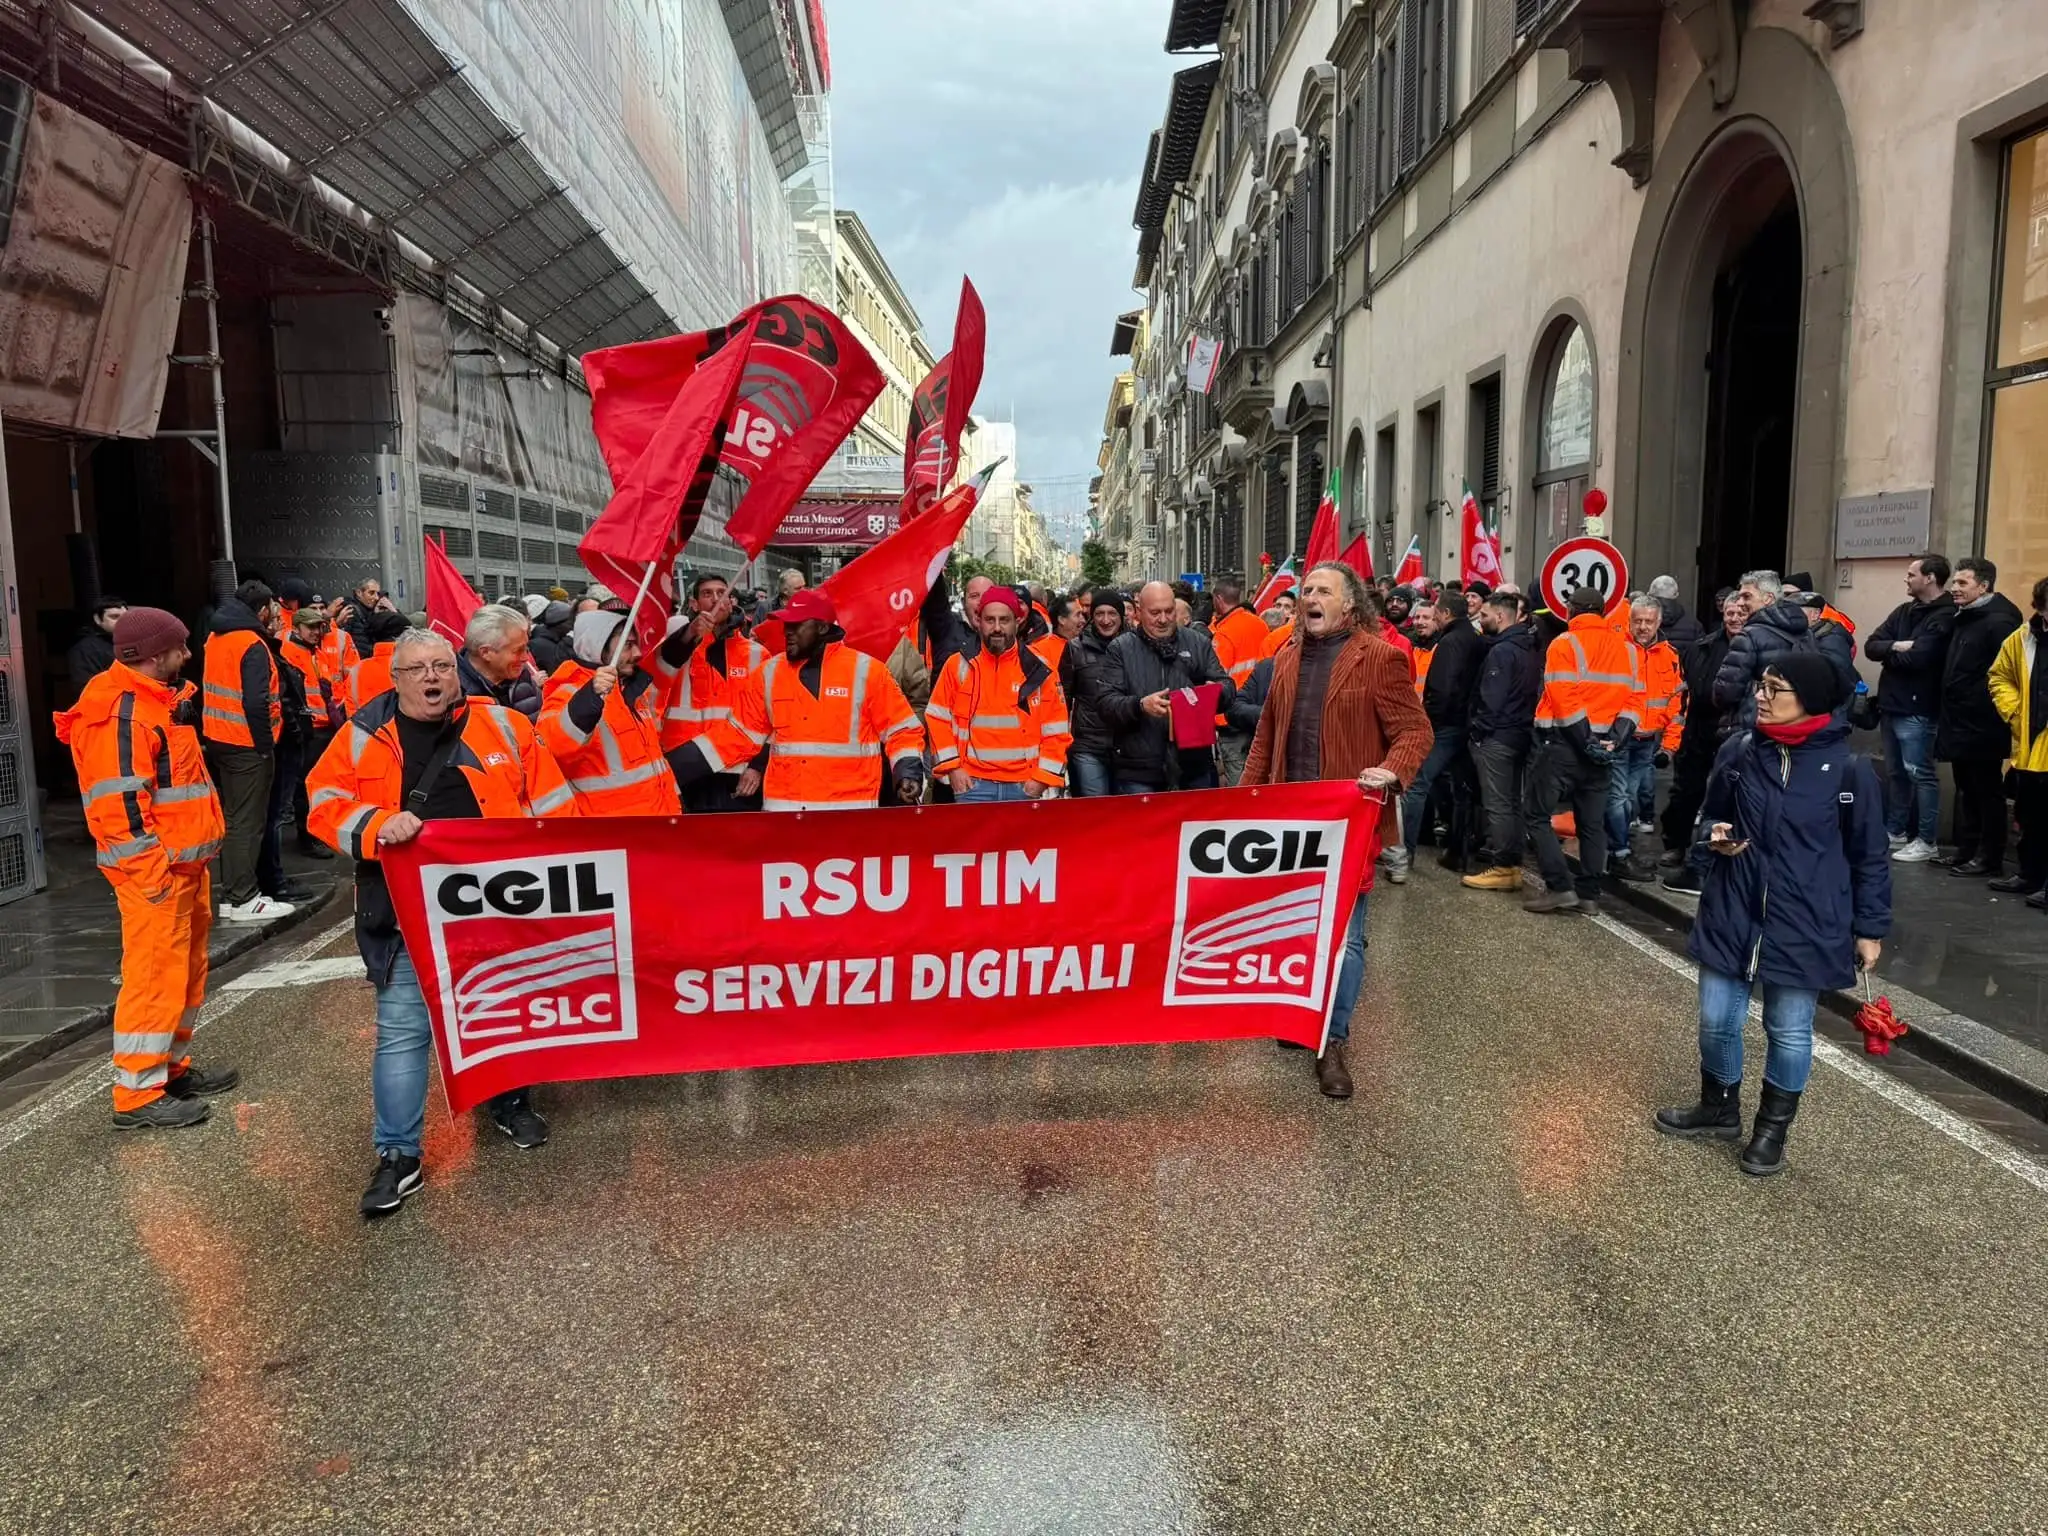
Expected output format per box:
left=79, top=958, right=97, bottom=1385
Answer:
left=1218, top=485, right=1243, bottom=576
left=1373, top=37, right=1399, bottom=205
left=1475, top=0, right=1514, bottom=90
left=1398, top=0, right=1421, bottom=172
left=1339, top=85, right=1365, bottom=236
left=1308, top=144, right=1331, bottom=289
left=1263, top=454, right=1291, bottom=560
left=1293, top=433, right=1326, bottom=554
left=1514, top=0, right=1547, bottom=42
left=1467, top=373, right=1504, bottom=528
left=1398, top=0, right=1454, bottom=170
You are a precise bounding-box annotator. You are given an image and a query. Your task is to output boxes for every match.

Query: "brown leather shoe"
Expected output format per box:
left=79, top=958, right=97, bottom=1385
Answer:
left=1316, top=1045, right=1353, bottom=1099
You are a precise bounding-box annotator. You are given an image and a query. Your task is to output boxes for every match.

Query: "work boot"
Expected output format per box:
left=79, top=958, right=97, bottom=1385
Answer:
left=296, top=837, right=336, bottom=860
left=360, top=1151, right=423, bottom=1218
left=1316, top=1044, right=1353, bottom=1100
left=1740, top=1084, right=1802, bottom=1176
left=1653, top=1072, right=1743, bottom=1140
left=488, top=1092, right=549, bottom=1150
left=1608, top=854, right=1656, bottom=884
left=164, top=1063, right=240, bottom=1099
left=112, top=1094, right=211, bottom=1131
left=1462, top=866, right=1522, bottom=892
left=1523, top=888, right=1581, bottom=914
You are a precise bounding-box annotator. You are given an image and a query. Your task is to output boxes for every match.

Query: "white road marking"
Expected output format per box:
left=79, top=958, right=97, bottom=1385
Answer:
left=221, top=956, right=368, bottom=991
left=0, top=919, right=356, bottom=1156
left=1585, top=907, right=2048, bottom=1197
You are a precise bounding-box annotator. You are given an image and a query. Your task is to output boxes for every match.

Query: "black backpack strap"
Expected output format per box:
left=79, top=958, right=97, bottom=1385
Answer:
left=406, top=717, right=467, bottom=816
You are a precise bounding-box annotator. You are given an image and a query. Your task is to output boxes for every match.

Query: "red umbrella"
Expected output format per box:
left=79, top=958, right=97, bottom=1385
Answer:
left=1853, top=971, right=1908, bottom=1055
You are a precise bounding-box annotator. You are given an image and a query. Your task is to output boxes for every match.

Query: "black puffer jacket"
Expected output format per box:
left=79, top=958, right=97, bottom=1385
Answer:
left=1937, top=593, right=2025, bottom=761
left=1677, top=626, right=1737, bottom=757
left=67, top=626, right=114, bottom=692
left=1467, top=621, right=1541, bottom=751
left=1712, top=598, right=1855, bottom=732
left=1097, top=625, right=1235, bottom=788
left=1060, top=624, right=1124, bottom=757
left=1419, top=619, right=1482, bottom=728
left=1864, top=594, right=1956, bottom=717
left=528, top=602, right=575, bottom=675
left=1657, top=598, right=1704, bottom=651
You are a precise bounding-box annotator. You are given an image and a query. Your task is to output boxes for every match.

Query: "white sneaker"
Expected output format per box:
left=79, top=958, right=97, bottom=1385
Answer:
left=1381, top=847, right=1412, bottom=884
left=1891, top=839, right=1938, bottom=864
left=1633, top=820, right=1657, bottom=836
left=1888, top=833, right=1909, bottom=851
left=219, top=896, right=297, bottom=921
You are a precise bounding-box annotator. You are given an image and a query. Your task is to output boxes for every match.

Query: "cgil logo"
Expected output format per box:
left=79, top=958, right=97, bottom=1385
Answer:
left=423, top=850, right=637, bottom=1071
left=1164, top=819, right=1348, bottom=1011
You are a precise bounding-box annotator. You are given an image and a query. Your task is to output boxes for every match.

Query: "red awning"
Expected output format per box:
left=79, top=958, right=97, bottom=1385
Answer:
left=771, top=498, right=901, bottom=547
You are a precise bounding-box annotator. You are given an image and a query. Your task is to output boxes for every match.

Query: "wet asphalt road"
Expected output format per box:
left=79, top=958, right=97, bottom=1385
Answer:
left=4, top=871, right=2047, bottom=1534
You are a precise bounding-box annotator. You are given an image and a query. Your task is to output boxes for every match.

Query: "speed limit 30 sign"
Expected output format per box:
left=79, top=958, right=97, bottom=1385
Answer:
left=1539, top=537, right=1630, bottom=617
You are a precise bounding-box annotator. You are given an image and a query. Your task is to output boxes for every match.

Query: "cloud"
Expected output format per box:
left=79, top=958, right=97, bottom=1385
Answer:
left=827, top=3, right=1183, bottom=542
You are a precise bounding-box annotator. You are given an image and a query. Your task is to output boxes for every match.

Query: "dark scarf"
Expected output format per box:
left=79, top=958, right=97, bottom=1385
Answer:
left=1285, top=628, right=1346, bottom=783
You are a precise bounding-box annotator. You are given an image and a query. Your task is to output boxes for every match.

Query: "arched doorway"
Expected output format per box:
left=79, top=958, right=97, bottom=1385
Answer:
left=1614, top=28, right=1855, bottom=619
left=1528, top=314, right=1596, bottom=576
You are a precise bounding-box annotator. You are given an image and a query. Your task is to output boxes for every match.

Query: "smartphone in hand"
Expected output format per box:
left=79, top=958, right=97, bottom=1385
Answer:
left=1706, top=821, right=1749, bottom=856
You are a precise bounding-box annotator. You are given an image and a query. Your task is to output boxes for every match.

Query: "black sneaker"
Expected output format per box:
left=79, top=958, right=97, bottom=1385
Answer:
left=267, top=880, right=318, bottom=903
left=164, top=1063, right=240, bottom=1098
left=489, top=1094, right=549, bottom=1150
left=112, top=1094, right=211, bottom=1130
left=1661, top=868, right=1704, bottom=894
left=296, top=838, right=336, bottom=861
left=360, top=1151, right=423, bottom=1218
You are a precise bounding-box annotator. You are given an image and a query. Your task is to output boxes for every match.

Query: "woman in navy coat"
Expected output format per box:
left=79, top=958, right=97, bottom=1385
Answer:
left=1655, top=652, right=1892, bottom=1175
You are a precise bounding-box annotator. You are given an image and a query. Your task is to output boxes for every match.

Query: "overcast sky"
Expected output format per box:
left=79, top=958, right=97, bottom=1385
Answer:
left=826, top=1, right=1182, bottom=545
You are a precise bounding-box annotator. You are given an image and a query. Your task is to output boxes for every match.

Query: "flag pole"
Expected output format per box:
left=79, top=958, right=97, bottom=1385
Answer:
left=608, top=556, right=663, bottom=668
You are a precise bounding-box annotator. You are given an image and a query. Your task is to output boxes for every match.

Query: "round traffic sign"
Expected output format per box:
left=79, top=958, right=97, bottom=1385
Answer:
left=1539, top=536, right=1630, bottom=617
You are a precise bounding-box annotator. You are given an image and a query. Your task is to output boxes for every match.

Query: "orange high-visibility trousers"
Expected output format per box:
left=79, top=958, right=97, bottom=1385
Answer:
left=110, top=866, right=212, bottom=1111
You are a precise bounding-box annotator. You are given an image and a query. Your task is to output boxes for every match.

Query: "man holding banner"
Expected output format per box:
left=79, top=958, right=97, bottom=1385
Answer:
left=305, top=627, right=579, bottom=1218
left=1241, top=563, right=1434, bottom=1098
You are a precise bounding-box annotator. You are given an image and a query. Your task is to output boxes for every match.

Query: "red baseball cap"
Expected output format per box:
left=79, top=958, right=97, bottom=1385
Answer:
left=771, top=588, right=838, bottom=626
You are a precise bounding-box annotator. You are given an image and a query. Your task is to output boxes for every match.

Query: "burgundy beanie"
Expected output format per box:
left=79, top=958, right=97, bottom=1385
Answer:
left=111, top=607, right=188, bottom=666
left=979, top=585, right=1025, bottom=618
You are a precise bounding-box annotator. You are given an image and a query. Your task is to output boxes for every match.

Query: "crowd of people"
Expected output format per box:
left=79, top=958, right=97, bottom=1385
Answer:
left=55, top=538, right=2043, bottom=1207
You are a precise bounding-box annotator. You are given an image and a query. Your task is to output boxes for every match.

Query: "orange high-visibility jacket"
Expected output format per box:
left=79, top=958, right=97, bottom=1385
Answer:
left=282, top=634, right=342, bottom=731
left=1029, top=633, right=1066, bottom=674
left=927, top=641, right=1070, bottom=787
left=1211, top=605, right=1268, bottom=688
left=346, top=642, right=398, bottom=714
left=1633, top=637, right=1686, bottom=750
left=1262, top=619, right=1294, bottom=657
left=321, top=625, right=360, bottom=688
left=698, top=641, right=924, bottom=811
left=201, top=628, right=281, bottom=749
left=305, top=691, right=576, bottom=859
left=657, top=630, right=766, bottom=753
left=537, top=659, right=682, bottom=816
left=1412, top=642, right=1434, bottom=700
left=55, top=662, right=225, bottom=893
left=1537, top=613, right=1643, bottom=739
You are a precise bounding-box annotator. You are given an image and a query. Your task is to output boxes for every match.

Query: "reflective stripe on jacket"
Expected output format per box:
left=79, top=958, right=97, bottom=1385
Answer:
left=55, top=662, right=225, bottom=890
left=927, top=642, right=1070, bottom=786
left=658, top=633, right=766, bottom=753
left=1632, top=637, right=1686, bottom=750
left=1537, top=614, right=1642, bottom=736
left=201, top=628, right=280, bottom=748
left=538, top=660, right=682, bottom=816
left=305, top=692, right=578, bottom=862
left=697, top=641, right=924, bottom=811
left=282, top=635, right=342, bottom=731
left=320, top=626, right=361, bottom=695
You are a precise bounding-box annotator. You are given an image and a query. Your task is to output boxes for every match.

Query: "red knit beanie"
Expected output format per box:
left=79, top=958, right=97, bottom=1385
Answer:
left=111, top=607, right=188, bottom=665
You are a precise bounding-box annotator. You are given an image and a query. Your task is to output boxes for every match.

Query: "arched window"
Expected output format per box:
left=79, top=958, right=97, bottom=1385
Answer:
left=1532, top=319, right=1596, bottom=561
left=1342, top=429, right=1365, bottom=534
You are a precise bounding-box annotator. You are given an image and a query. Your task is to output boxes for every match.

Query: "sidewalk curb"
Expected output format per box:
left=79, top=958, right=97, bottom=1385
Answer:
left=1601, top=874, right=2048, bottom=1124
left=0, top=883, right=345, bottom=1084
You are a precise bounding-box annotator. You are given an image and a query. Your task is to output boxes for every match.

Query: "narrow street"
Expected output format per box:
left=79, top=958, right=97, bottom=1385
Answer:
left=5, top=872, right=2044, bottom=1534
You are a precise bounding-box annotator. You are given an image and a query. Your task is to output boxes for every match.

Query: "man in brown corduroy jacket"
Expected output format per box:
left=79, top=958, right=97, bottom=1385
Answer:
left=1243, top=562, right=1435, bottom=1099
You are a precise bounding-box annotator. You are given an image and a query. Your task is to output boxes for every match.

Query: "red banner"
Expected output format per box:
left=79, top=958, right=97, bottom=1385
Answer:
left=905, top=277, right=985, bottom=509
left=424, top=535, right=483, bottom=648
left=383, top=783, right=1378, bottom=1113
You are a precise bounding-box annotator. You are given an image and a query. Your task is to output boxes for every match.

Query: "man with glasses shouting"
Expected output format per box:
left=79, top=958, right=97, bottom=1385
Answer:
left=306, top=627, right=579, bottom=1219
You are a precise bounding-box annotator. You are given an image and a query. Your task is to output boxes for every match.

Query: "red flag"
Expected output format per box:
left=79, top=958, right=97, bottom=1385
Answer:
left=757, top=468, right=991, bottom=662
left=1339, top=533, right=1374, bottom=582
left=423, top=536, right=483, bottom=649
left=1392, top=536, right=1425, bottom=587
left=1457, top=480, right=1504, bottom=587
left=1304, top=467, right=1339, bottom=569
left=581, top=319, right=753, bottom=653
left=586, top=296, right=884, bottom=565
left=1250, top=556, right=1299, bottom=612
left=905, top=278, right=986, bottom=510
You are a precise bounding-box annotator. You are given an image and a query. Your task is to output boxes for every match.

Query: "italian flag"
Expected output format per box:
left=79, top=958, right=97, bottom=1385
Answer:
left=1251, top=556, right=1299, bottom=612
left=1305, top=467, right=1339, bottom=568
left=1392, top=535, right=1425, bottom=587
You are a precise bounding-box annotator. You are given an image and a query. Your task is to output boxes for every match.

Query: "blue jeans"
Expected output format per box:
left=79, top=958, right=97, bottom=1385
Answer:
left=1068, top=751, right=1113, bottom=799
left=1401, top=725, right=1466, bottom=854
left=1606, top=737, right=1658, bottom=858
left=1697, top=966, right=1817, bottom=1094
left=373, top=949, right=433, bottom=1158
left=959, top=778, right=1031, bottom=803
left=1880, top=714, right=1940, bottom=841
left=1327, top=896, right=1369, bottom=1044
